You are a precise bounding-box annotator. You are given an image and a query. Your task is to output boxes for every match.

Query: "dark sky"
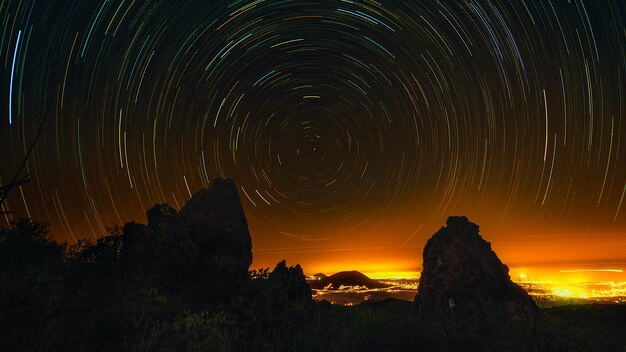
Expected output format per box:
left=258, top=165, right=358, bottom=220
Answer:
left=1, top=0, right=625, bottom=275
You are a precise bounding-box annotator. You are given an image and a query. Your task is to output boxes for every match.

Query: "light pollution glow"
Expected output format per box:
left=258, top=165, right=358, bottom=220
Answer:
left=1, top=1, right=624, bottom=300
left=251, top=224, right=626, bottom=286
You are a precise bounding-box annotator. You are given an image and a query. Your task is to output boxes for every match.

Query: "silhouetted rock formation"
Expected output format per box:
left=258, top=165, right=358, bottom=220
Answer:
left=147, top=203, right=177, bottom=232
left=177, top=178, right=253, bottom=275
left=309, top=270, right=390, bottom=290
left=269, top=260, right=312, bottom=300
left=415, top=216, right=538, bottom=340
left=121, top=178, right=253, bottom=298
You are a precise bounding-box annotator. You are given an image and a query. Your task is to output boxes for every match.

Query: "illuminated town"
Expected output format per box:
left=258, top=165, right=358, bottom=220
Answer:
left=309, top=273, right=626, bottom=306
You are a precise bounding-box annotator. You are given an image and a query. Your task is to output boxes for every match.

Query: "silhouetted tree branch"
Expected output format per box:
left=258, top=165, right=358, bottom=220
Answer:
left=1, top=109, right=47, bottom=215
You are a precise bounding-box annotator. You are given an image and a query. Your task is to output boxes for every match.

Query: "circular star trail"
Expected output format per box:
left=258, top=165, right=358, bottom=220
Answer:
left=1, top=1, right=625, bottom=271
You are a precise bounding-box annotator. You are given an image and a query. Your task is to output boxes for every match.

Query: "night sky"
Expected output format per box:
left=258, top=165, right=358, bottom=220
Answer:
left=1, top=0, right=625, bottom=276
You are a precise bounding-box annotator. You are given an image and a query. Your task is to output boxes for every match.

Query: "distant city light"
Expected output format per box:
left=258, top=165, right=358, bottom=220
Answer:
left=560, top=269, right=623, bottom=273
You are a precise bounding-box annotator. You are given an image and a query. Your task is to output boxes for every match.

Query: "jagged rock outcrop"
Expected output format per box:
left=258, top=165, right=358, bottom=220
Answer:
left=415, top=216, right=538, bottom=339
left=147, top=204, right=177, bottom=232
left=177, top=178, right=252, bottom=271
left=269, top=260, right=312, bottom=300
left=121, top=178, right=253, bottom=298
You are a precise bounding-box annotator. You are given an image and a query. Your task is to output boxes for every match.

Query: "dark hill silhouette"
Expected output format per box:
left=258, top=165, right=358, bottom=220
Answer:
left=415, top=216, right=539, bottom=345
left=309, top=270, right=390, bottom=290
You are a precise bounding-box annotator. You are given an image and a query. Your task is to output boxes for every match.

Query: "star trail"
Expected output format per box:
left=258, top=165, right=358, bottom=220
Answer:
left=1, top=0, right=625, bottom=275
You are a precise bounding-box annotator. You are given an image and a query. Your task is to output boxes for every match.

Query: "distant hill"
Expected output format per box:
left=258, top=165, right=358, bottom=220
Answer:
left=308, top=270, right=390, bottom=290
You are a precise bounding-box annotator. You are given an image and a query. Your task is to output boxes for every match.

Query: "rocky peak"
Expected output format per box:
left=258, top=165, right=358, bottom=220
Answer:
left=270, top=260, right=312, bottom=300
left=147, top=204, right=177, bottom=232
left=121, top=178, right=253, bottom=297
left=178, top=178, right=247, bottom=228
left=415, top=216, right=538, bottom=339
left=177, top=178, right=252, bottom=267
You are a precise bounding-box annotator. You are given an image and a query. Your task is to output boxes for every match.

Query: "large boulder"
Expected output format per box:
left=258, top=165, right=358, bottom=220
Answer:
left=147, top=203, right=177, bottom=232
left=178, top=178, right=252, bottom=271
left=121, top=178, right=253, bottom=298
left=415, top=216, right=538, bottom=340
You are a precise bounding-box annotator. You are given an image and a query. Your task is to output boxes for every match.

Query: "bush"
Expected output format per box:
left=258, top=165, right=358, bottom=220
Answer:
left=146, top=311, right=239, bottom=352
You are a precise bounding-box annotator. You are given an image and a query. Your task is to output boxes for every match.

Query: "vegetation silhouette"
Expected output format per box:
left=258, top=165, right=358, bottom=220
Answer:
left=0, top=180, right=625, bottom=351
left=1, top=98, right=52, bottom=215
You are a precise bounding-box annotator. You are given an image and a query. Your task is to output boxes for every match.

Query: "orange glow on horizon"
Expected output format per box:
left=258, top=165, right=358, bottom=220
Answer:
left=362, top=271, right=420, bottom=279
left=251, top=222, right=626, bottom=286
left=560, top=269, right=623, bottom=273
